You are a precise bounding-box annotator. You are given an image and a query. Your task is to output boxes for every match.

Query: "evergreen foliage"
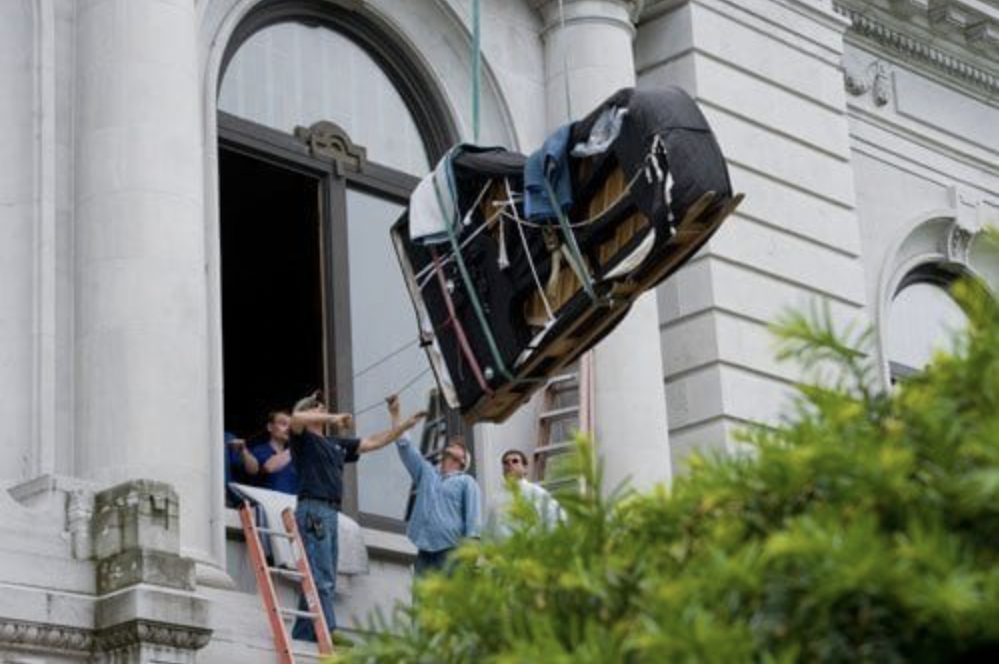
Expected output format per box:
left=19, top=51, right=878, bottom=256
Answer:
left=341, top=278, right=999, bottom=663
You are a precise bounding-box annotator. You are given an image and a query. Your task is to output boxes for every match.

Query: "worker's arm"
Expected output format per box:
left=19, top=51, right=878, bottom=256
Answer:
left=358, top=411, right=426, bottom=454
left=228, top=438, right=259, bottom=475
left=289, top=411, right=352, bottom=435
left=463, top=479, right=482, bottom=539
left=262, top=448, right=291, bottom=474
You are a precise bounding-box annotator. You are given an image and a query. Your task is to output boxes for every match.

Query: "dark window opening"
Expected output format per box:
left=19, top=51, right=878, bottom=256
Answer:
left=220, top=147, right=326, bottom=439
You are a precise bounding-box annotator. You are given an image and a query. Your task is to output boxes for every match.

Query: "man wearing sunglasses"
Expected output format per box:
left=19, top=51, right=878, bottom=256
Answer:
left=489, top=449, right=564, bottom=538
left=388, top=395, right=482, bottom=576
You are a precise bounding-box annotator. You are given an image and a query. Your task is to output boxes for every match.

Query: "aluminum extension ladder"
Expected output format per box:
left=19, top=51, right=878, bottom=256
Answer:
left=238, top=503, right=333, bottom=663
left=533, top=351, right=594, bottom=489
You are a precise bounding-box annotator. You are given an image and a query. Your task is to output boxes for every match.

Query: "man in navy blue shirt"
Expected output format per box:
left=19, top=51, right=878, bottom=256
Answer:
left=289, top=391, right=425, bottom=643
left=251, top=410, right=298, bottom=495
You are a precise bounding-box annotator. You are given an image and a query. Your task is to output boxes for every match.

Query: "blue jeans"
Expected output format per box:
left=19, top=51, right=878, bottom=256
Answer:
left=415, top=548, right=454, bottom=577
left=291, top=499, right=339, bottom=641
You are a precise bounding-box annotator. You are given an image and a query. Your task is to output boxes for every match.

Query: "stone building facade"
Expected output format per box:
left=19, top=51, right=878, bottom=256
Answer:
left=0, top=0, right=996, bottom=661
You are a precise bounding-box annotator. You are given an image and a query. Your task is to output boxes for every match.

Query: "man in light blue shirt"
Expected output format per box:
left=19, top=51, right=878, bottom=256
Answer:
left=388, top=396, right=481, bottom=575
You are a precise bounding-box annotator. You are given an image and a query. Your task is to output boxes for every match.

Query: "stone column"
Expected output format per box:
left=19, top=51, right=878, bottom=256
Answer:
left=74, top=0, right=220, bottom=580
left=0, top=1, right=36, bottom=481
left=534, top=0, right=673, bottom=491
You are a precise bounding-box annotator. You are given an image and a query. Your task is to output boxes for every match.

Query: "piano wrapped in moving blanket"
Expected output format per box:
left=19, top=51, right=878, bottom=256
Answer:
left=391, top=86, right=744, bottom=423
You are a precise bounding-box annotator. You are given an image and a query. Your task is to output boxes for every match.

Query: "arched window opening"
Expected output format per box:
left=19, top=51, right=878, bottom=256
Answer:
left=216, top=10, right=459, bottom=527
left=885, top=266, right=969, bottom=382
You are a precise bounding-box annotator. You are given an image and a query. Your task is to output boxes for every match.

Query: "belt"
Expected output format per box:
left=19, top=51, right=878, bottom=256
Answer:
left=298, top=495, right=341, bottom=510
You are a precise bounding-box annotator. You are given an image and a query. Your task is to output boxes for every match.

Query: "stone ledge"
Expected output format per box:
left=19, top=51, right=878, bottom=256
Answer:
left=97, top=549, right=196, bottom=595
left=93, top=619, right=211, bottom=652
left=0, top=618, right=93, bottom=653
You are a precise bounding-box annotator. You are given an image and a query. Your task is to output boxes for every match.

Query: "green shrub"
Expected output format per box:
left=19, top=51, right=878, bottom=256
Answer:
left=341, top=279, right=999, bottom=663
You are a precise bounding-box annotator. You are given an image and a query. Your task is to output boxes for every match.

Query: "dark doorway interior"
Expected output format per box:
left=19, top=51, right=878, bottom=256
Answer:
left=219, top=148, right=325, bottom=439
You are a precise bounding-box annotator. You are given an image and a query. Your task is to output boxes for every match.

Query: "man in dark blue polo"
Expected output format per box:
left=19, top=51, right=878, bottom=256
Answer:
left=251, top=410, right=297, bottom=495
left=288, top=391, right=425, bottom=643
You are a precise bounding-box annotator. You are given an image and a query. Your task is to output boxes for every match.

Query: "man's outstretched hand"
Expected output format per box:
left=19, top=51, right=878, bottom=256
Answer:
left=403, top=410, right=428, bottom=430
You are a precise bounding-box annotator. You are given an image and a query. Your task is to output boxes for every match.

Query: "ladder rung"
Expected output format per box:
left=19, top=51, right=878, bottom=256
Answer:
left=539, top=406, right=579, bottom=421
left=542, top=476, right=578, bottom=490
left=257, top=527, right=294, bottom=539
left=535, top=441, right=573, bottom=455
left=269, top=566, right=304, bottom=580
left=291, top=648, right=323, bottom=659
left=548, top=373, right=578, bottom=385
left=279, top=607, right=320, bottom=619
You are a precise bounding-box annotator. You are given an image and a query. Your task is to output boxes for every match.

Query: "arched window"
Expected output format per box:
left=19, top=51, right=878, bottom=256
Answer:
left=219, top=21, right=429, bottom=174
left=884, top=266, right=969, bottom=381
left=876, top=203, right=999, bottom=387
left=216, top=6, right=458, bottom=528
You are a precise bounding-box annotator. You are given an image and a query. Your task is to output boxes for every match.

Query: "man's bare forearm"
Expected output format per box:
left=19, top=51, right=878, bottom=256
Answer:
left=358, top=413, right=426, bottom=454
left=290, top=411, right=351, bottom=433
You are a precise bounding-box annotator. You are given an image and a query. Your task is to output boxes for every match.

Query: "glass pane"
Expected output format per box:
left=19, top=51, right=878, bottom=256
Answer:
left=886, top=280, right=969, bottom=371
left=347, top=190, right=436, bottom=520
left=219, top=22, right=429, bottom=174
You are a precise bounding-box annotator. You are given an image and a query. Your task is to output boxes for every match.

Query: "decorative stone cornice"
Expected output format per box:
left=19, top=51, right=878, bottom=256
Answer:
left=94, top=620, right=212, bottom=652
left=532, top=0, right=645, bottom=30
left=532, top=0, right=645, bottom=19
left=834, top=0, right=999, bottom=95
left=0, top=619, right=93, bottom=653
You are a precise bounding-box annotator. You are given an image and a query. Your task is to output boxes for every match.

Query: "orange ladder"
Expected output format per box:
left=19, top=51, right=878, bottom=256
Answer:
left=238, top=502, right=334, bottom=663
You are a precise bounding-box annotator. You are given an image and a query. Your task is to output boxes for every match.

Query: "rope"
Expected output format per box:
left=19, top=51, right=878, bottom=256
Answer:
left=413, top=177, right=495, bottom=289
left=415, top=157, right=645, bottom=292
left=352, top=337, right=420, bottom=380
left=507, top=177, right=555, bottom=323
left=444, top=201, right=517, bottom=384
left=557, top=0, right=572, bottom=121
left=353, top=366, right=434, bottom=417
left=497, top=165, right=644, bottom=230
left=542, top=169, right=597, bottom=301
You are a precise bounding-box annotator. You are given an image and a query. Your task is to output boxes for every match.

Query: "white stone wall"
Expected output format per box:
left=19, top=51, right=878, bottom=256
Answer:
left=638, top=0, right=870, bottom=471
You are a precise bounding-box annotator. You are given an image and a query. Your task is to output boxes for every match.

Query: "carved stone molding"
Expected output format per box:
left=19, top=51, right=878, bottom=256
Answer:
left=834, top=1, right=999, bottom=95
left=945, top=221, right=977, bottom=264
left=843, top=59, right=893, bottom=105
left=0, top=619, right=93, bottom=653
left=944, top=188, right=987, bottom=265
left=531, top=0, right=645, bottom=22
left=94, top=620, right=211, bottom=653
left=294, top=120, right=367, bottom=171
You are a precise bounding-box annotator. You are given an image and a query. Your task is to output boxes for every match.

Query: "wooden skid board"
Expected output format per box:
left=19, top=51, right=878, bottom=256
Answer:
left=469, top=302, right=630, bottom=422
left=633, top=192, right=744, bottom=292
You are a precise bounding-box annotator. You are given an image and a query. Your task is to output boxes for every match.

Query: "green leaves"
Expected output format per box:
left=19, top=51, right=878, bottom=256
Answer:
left=339, top=279, right=999, bottom=663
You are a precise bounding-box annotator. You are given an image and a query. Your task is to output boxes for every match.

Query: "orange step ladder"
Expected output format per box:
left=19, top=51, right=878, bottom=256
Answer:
left=238, top=502, right=334, bottom=663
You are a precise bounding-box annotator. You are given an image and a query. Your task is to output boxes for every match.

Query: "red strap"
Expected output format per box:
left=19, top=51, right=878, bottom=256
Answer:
left=430, top=249, right=494, bottom=396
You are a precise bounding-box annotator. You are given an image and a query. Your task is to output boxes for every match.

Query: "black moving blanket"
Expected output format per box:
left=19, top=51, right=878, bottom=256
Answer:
left=393, top=86, right=736, bottom=420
